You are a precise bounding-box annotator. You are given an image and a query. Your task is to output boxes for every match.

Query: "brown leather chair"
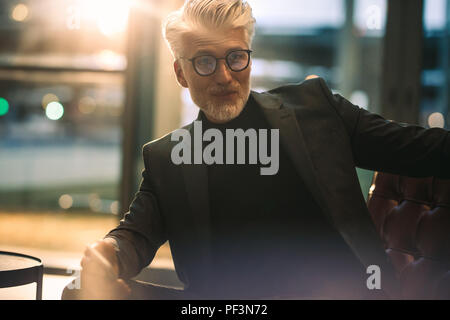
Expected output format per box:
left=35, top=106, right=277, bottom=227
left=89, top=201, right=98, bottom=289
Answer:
left=367, top=172, right=450, bottom=299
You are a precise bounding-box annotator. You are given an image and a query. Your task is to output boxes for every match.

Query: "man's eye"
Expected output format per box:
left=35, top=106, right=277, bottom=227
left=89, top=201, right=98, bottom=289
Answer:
left=197, top=57, right=213, bottom=65
left=229, top=52, right=245, bottom=61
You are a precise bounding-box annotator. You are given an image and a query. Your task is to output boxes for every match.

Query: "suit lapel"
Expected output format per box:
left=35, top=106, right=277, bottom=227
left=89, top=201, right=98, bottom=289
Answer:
left=252, top=91, right=398, bottom=286
left=252, top=91, right=336, bottom=226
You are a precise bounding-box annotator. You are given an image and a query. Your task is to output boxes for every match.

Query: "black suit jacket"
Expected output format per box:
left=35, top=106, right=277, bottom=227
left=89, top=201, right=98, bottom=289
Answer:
left=105, top=77, right=450, bottom=298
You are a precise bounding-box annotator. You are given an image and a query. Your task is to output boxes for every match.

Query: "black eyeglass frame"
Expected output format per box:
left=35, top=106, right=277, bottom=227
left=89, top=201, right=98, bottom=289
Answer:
left=180, top=49, right=253, bottom=77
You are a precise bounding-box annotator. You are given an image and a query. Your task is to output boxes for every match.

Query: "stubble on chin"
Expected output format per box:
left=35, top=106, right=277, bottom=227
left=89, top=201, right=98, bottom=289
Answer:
left=202, top=91, right=250, bottom=123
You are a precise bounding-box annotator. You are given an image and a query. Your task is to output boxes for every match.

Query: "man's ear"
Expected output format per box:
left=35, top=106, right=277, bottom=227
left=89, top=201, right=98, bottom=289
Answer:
left=174, top=60, right=189, bottom=88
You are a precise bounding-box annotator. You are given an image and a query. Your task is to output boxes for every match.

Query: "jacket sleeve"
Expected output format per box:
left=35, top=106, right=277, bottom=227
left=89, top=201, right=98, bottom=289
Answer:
left=104, top=146, right=167, bottom=279
left=318, top=78, right=450, bottom=179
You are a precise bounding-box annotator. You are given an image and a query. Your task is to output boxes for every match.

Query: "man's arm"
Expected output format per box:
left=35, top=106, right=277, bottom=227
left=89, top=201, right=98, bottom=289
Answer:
left=318, top=78, right=450, bottom=178
left=104, top=146, right=168, bottom=279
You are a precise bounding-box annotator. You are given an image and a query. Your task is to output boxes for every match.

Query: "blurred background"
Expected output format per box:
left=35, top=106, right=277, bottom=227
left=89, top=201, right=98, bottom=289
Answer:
left=0, top=0, right=449, bottom=299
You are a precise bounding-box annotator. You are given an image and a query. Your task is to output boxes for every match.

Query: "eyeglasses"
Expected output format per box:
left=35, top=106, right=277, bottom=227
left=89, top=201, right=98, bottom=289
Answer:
left=181, top=49, right=252, bottom=76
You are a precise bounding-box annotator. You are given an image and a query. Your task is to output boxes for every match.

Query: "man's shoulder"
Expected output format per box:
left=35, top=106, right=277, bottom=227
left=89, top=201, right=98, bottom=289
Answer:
left=262, top=76, right=334, bottom=107
left=142, top=122, right=193, bottom=157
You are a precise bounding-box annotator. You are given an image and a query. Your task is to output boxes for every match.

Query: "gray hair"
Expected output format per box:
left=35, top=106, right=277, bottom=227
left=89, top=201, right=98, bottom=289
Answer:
left=163, top=0, right=256, bottom=58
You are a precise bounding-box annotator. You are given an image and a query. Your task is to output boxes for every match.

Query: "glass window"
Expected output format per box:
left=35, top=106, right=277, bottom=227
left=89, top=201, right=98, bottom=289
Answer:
left=0, top=0, right=129, bottom=252
left=421, top=0, right=449, bottom=129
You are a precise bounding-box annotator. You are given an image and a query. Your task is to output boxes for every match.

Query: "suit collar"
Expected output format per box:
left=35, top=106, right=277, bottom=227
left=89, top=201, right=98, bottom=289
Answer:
left=258, top=104, right=336, bottom=227
left=193, top=90, right=283, bottom=122
left=251, top=90, right=283, bottom=110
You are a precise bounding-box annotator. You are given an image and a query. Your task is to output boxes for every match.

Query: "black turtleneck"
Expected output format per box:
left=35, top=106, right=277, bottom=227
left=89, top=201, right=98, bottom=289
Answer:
left=200, top=95, right=367, bottom=299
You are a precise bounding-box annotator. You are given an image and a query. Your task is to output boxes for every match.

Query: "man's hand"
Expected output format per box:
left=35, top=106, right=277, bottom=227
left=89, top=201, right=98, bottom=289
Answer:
left=80, top=240, right=131, bottom=300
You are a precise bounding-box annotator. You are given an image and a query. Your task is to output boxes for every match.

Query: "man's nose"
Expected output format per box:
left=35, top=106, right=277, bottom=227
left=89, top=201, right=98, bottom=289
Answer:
left=213, top=59, right=233, bottom=84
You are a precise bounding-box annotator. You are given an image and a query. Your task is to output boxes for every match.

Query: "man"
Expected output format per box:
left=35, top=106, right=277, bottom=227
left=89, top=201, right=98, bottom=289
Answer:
left=69, top=0, right=450, bottom=300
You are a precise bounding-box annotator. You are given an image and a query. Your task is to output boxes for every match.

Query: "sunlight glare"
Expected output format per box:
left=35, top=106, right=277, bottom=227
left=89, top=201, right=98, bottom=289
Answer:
left=92, top=0, right=131, bottom=37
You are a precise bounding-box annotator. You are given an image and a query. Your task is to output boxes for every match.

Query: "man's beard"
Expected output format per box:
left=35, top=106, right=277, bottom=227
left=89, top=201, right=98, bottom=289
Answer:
left=201, top=85, right=250, bottom=123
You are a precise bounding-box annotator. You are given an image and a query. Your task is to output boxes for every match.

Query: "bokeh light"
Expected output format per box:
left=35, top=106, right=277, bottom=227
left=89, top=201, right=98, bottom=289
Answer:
left=42, top=93, right=59, bottom=109
left=110, top=201, right=119, bottom=215
left=59, top=194, right=74, bottom=210
left=78, top=96, right=97, bottom=115
left=88, top=194, right=102, bottom=212
left=45, top=101, right=64, bottom=120
left=428, top=112, right=445, bottom=128
left=93, top=0, right=130, bottom=37
left=0, top=97, right=9, bottom=116
left=350, top=90, right=369, bottom=110
left=98, top=49, right=126, bottom=70
left=11, top=3, right=29, bottom=22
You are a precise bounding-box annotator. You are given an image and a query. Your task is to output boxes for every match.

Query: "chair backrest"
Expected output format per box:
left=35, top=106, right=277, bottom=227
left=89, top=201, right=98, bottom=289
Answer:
left=367, top=172, right=450, bottom=299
